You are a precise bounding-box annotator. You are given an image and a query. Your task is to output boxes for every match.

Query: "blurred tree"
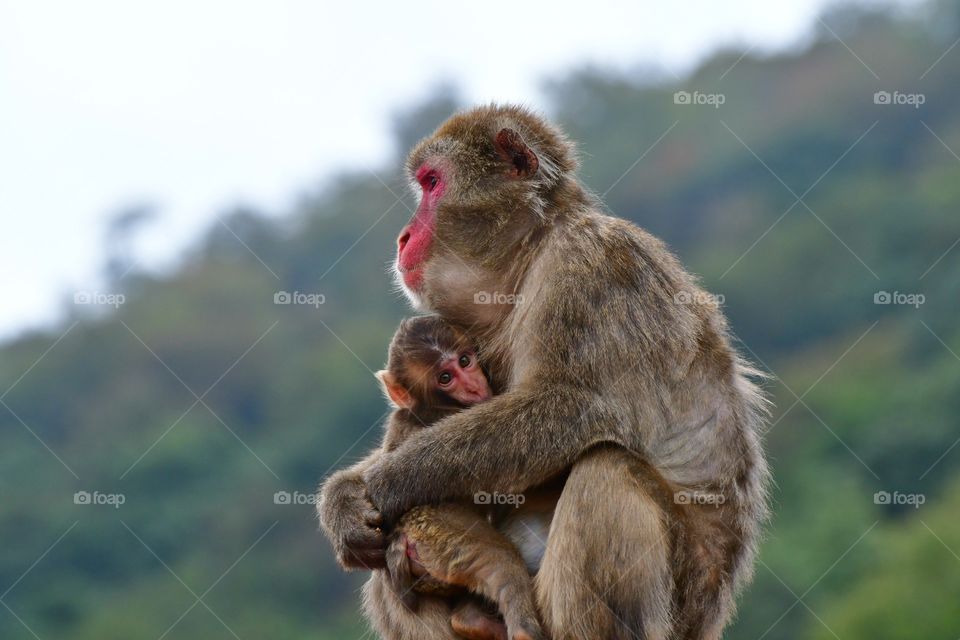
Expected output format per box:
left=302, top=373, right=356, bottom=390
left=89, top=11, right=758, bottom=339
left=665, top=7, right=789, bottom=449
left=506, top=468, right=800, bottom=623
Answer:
left=103, top=203, right=157, bottom=285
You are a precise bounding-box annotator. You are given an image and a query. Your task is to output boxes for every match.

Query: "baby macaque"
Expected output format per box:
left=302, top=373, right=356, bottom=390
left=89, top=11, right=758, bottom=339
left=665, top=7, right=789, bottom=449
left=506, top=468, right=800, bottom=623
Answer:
left=376, top=314, right=493, bottom=451
left=375, top=315, right=544, bottom=640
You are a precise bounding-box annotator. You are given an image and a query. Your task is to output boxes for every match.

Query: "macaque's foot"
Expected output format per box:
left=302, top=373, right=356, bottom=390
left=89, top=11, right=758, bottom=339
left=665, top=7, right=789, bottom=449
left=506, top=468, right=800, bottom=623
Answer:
left=503, top=601, right=546, bottom=640
left=451, top=600, right=508, bottom=640
left=507, top=620, right=545, bottom=640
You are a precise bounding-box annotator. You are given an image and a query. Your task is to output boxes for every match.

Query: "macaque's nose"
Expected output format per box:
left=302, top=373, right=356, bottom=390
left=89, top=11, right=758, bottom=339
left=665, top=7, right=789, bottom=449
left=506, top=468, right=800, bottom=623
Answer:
left=469, top=381, right=492, bottom=402
left=398, top=230, right=411, bottom=254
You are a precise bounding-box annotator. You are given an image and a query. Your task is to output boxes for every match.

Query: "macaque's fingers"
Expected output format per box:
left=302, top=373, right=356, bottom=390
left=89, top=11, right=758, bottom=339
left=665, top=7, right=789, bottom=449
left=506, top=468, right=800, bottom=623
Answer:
left=363, top=506, right=383, bottom=528
left=344, top=525, right=386, bottom=552
left=363, top=460, right=407, bottom=522
left=338, top=521, right=387, bottom=571
left=363, top=464, right=399, bottom=523
left=342, top=546, right=387, bottom=570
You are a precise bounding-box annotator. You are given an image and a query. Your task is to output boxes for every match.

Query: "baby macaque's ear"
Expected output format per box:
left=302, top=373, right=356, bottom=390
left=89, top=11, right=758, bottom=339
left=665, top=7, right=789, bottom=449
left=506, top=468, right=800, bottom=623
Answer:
left=376, top=370, right=414, bottom=409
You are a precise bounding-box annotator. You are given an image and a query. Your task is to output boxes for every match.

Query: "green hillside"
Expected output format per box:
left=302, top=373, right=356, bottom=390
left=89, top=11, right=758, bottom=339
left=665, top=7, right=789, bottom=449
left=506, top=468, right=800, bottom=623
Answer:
left=3, top=3, right=960, bottom=638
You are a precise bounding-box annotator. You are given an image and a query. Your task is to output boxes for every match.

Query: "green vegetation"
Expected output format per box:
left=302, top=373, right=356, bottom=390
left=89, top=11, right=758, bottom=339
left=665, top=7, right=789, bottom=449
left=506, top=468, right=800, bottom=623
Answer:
left=3, top=3, right=960, bottom=638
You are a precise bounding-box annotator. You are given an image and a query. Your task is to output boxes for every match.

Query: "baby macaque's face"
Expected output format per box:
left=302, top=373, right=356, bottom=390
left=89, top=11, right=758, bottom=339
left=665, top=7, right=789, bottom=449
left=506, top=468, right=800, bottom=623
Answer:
left=433, top=349, right=491, bottom=406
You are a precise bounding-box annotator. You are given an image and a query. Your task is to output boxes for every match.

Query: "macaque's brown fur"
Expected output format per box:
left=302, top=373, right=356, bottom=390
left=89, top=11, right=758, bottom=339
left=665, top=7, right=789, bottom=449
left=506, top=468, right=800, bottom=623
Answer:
left=320, top=316, right=543, bottom=640
left=321, top=105, right=770, bottom=640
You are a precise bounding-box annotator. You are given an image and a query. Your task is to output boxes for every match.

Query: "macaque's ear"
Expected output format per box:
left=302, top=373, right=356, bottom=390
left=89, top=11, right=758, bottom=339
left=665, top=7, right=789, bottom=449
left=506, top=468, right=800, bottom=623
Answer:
left=495, top=128, right=539, bottom=178
left=376, top=370, right=414, bottom=409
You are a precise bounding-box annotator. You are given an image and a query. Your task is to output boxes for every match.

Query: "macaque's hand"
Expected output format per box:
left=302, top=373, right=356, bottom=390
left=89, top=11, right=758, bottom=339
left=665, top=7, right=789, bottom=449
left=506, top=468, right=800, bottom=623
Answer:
left=317, top=472, right=386, bottom=570
left=363, top=411, right=506, bottom=523
left=362, top=455, right=405, bottom=524
left=363, top=452, right=430, bottom=525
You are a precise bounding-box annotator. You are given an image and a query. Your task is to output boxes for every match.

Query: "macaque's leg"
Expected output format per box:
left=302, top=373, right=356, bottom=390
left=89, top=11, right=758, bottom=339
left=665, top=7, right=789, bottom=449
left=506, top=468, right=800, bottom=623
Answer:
left=396, top=503, right=544, bottom=640
left=535, top=446, right=675, bottom=640
left=362, top=572, right=460, bottom=640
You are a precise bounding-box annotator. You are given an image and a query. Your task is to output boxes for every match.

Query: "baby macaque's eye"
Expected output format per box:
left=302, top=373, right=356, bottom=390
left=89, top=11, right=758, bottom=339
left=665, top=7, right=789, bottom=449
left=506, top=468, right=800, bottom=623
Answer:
left=438, top=371, right=453, bottom=386
left=458, top=354, right=471, bottom=368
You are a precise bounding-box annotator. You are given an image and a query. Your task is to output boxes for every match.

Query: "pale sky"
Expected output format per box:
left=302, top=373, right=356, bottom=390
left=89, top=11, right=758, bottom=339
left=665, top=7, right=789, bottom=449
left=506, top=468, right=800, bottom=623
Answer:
left=0, top=0, right=911, bottom=339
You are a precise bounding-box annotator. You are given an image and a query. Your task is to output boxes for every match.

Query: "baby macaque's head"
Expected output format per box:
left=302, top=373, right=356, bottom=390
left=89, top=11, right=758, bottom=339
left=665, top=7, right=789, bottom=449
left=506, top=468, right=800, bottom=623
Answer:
left=377, top=315, right=491, bottom=412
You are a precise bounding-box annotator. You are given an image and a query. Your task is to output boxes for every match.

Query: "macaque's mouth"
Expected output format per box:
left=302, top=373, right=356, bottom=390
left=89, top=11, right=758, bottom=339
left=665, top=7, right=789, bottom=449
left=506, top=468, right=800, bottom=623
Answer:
left=400, top=264, right=424, bottom=289
left=397, top=260, right=423, bottom=275
left=397, top=249, right=424, bottom=273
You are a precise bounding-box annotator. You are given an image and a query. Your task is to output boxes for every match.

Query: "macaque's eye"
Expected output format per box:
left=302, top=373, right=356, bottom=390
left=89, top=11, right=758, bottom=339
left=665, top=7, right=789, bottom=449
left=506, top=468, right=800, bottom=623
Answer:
left=438, top=371, right=453, bottom=386
left=458, top=354, right=471, bottom=368
left=421, top=172, right=439, bottom=192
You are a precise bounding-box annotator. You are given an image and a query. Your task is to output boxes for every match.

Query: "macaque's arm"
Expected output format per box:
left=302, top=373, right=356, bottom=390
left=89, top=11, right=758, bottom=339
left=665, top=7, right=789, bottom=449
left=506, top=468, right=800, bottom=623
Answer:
left=363, top=385, right=619, bottom=522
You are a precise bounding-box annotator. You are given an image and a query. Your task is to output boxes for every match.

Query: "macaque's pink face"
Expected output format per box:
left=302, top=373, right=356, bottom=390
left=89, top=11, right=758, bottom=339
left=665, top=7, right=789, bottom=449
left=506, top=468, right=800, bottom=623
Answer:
left=435, top=349, right=491, bottom=406
left=396, top=165, right=444, bottom=292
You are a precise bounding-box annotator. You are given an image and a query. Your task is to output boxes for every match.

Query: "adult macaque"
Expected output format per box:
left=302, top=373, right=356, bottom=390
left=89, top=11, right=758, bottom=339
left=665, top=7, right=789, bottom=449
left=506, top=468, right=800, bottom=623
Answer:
left=327, top=105, right=770, bottom=640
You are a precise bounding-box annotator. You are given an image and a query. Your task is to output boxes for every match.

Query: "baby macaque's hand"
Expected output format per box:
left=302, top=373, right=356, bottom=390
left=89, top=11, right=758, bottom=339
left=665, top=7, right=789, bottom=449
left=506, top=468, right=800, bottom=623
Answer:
left=317, top=472, right=386, bottom=570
